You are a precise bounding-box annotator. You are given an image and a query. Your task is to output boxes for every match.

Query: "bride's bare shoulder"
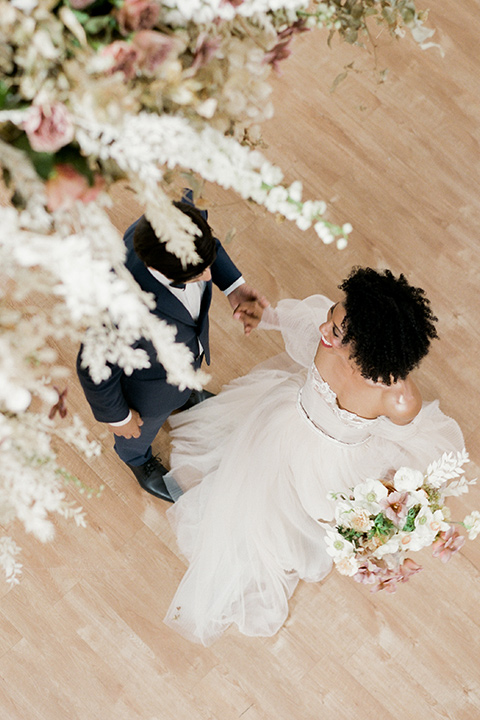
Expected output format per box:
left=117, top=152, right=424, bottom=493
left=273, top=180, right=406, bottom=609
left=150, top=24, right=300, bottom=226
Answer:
left=382, top=378, right=422, bottom=426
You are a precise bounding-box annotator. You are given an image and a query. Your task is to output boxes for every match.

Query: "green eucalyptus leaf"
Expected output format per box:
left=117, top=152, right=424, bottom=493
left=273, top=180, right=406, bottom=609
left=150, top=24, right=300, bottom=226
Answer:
left=56, top=145, right=95, bottom=184
left=84, top=15, right=114, bottom=34
left=12, top=133, right=56, bottom=180
left=330, top=71, right=348, bottom=93
left=71, top=9, right=91, bottom=25
left=0, top=81, right=9, bottom=110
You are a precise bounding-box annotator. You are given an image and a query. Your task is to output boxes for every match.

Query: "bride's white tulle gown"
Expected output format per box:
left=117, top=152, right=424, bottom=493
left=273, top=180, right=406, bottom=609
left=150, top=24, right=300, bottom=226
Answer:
left=163, top=296, right=464, bottom=645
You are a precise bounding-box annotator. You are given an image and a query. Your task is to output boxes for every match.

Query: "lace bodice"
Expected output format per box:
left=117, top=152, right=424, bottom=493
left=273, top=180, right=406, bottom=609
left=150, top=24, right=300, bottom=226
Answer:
left=259, top=295, right=443, bottom=446
left=297, top=363, right=376, bottom=446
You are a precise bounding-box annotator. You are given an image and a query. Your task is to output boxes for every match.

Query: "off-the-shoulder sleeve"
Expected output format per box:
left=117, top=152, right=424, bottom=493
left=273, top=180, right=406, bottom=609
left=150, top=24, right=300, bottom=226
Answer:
left=258, top=295, right=332, bottom=367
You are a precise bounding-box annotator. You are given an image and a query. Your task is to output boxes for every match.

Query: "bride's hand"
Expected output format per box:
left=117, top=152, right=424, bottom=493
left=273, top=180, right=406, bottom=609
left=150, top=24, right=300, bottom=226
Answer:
left=228, top=284, right=269, bottom=335
left=232, top=300, right=266, bottom=335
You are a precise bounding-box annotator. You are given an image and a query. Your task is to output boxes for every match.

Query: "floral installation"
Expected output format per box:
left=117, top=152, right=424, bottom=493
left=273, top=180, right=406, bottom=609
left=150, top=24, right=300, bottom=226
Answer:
left=325, top=451, right=479, bottom=593
left=1, top=0, right=430, bottom=582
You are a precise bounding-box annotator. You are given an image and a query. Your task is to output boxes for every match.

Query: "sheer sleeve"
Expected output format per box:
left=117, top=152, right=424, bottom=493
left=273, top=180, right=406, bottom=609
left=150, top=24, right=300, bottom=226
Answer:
left=258, top=295, right=333, bottom=367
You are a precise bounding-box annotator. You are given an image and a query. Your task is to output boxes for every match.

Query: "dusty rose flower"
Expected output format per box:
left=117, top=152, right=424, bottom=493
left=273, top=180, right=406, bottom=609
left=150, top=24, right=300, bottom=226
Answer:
left=380, top=490, right=409, bottom=527
left=263, top=20, right=309, bottom=75
left=116, top=0, right=159, bottom=36
left=191, top=32, right=221, bottom=72
left=101, top=41, right=139, bottom=80
left=48, top=386, right=68, bottom=420
left=432, top=528, right=465, bottom=563
left=353, top=560, right=383, bottom=585
left=373, top=558, right=422, bottom=592
left=277, top=19, right=309, bottom=41
left=263, top=39, right=292, bottom=74
left=355, top=557, right=421, bottom=593
left=371, top=567, right=402, bottom=594
left=23, top=102, right=74, bottom=153
left=45, top=164, right=105, bottom=212
left=132, top=30, right=177, bottom=74
left=70, top=0, right=97, bottom=8
left=399, top=557, right=422, bottom=582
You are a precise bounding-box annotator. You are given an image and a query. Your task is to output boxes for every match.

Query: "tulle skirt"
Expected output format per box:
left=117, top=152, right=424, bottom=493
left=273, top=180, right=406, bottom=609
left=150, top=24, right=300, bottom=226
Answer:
left=164, top=357, right=464, bottom=645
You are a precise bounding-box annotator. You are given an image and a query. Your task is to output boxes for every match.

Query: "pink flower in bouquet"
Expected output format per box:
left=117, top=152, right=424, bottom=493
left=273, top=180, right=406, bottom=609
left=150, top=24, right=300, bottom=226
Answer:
left=432, top=528, right=465, bottom=563
left=23, top=102, right=74, bottom=154
left=355, top=557, right=422, bottom=593
left=353, top=559, right=384, bottom=585
left=102, top=41, right=139, bottom=80
left=380, top=490, right=409, bottom=527
left=116, top=0, right=159, bottom=36
left=370, top=567, right=403, bottom=594
left=132, top=30, right=177, bottom=74
left=45, top=164, right=105, bottom=212
left=399, top=557, right=422, bottom=581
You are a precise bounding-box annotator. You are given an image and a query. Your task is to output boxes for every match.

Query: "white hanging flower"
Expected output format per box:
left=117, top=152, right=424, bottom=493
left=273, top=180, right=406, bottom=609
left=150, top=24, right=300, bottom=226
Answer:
left=0, top=537, right=22, bottom=585
left=11, top=0, right=38, bottom=12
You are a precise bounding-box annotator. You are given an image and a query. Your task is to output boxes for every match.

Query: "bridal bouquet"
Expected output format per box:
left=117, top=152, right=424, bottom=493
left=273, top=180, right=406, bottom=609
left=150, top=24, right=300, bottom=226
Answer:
left=325, top=450, right=479, bottom=593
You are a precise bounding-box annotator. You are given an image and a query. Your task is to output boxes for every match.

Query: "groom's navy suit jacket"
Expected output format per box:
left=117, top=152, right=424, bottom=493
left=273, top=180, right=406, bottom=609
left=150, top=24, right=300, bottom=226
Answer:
left=76, top=215, right=241, bottom=426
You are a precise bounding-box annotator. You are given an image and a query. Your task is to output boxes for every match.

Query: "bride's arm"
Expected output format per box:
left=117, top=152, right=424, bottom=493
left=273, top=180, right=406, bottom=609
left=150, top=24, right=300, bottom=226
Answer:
left=242, top=295, right=333, bottom=368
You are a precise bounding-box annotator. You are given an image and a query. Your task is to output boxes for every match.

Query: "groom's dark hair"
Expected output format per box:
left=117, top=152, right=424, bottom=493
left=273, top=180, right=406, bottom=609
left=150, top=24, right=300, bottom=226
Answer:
left=133, top=201, right=217, bottom=282
left=339, top=267, right=438, bottom=385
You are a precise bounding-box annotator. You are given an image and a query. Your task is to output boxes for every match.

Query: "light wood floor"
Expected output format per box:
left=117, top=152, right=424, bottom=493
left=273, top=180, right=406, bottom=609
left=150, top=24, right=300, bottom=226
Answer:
left=2, top=1, right=480, bottom=717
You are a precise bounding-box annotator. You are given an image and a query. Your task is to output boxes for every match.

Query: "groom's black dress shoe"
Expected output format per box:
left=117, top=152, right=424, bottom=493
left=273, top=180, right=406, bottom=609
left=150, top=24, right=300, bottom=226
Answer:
left=126, top=457, right=174, bottom=502
left=177, top=389, right=216, bottom=412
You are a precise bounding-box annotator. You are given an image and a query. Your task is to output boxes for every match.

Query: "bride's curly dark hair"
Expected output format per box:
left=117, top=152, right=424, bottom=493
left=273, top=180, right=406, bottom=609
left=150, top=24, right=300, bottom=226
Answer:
left=339, top=267, right=438, bottom=385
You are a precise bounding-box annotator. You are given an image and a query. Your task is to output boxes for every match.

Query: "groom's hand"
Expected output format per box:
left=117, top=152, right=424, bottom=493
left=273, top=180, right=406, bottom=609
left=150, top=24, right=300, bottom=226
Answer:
left=232, top=300, right=266, bottom=335
left=228, top=284, right=269, bottom=336
left=108, top=409, right=144, bottom=439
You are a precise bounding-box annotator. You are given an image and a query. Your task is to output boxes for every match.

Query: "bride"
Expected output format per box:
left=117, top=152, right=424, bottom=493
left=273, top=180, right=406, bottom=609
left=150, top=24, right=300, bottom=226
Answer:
left=163, top=267, right=464, bottom=645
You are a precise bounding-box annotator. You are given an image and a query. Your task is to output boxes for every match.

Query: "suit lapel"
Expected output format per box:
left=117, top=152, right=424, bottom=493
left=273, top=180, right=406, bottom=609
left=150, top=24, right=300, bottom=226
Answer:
left=125, top=224, right=213, bottom=328
left=129, top=252, right=196, bottom=325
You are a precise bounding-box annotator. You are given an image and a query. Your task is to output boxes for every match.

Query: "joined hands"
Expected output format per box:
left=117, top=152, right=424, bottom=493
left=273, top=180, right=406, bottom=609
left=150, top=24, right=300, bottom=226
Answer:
left=228, top=284, right=269, bottom=336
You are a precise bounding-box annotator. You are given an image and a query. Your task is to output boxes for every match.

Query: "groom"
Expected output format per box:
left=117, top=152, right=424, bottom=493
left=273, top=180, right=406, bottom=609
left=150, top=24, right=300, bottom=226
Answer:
left=76, top=192, right=267, bottom=502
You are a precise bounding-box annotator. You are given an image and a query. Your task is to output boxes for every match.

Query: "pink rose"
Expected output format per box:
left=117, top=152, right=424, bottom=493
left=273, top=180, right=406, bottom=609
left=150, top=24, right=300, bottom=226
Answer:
left=45, top=164, right=105, bottom=212
left=116, top=0, right=159, bottom=36
left=23, top=102, right=74, bottom=154
left=132, top=30, right=176, bottom=74
left=101, top=41, right=139, bottom=80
